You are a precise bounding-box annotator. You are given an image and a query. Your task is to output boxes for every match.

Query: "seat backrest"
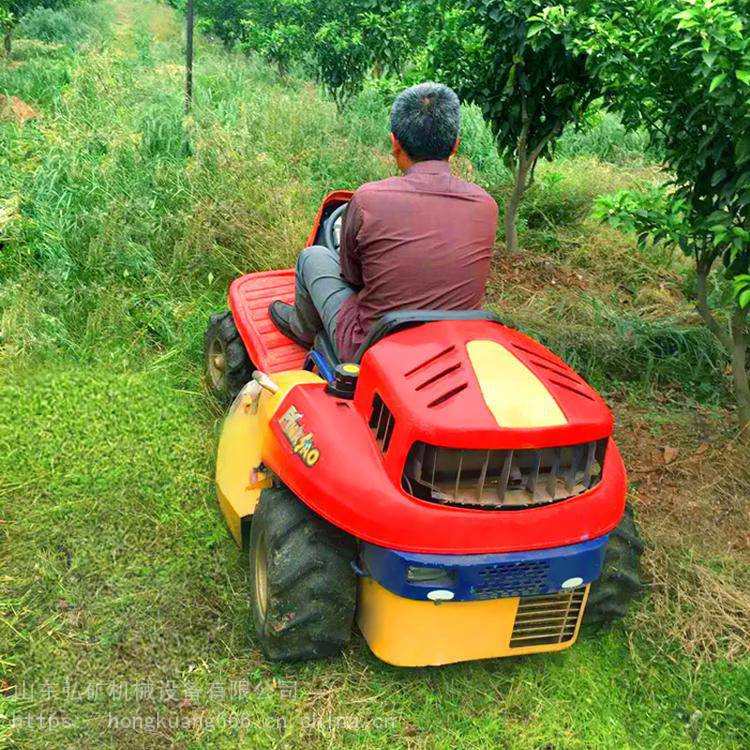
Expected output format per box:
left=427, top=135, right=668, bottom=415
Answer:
left=353, top=310, right=502, bottom=363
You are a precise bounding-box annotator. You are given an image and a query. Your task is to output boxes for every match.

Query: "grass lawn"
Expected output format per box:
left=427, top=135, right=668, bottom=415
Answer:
left=0, top=2, right=748, bottom=748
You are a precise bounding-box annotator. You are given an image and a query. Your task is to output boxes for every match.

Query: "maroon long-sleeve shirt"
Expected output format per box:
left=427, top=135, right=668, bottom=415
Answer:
left=336, top=159, right=499, bottom=361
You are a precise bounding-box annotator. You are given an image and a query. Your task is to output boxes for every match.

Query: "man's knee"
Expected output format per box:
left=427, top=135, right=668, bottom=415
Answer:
left=297, top=244, right=337, bottom=279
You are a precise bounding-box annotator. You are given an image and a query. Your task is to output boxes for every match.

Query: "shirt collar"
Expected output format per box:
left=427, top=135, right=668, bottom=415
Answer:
left=405, top=160, right=452, bottom=176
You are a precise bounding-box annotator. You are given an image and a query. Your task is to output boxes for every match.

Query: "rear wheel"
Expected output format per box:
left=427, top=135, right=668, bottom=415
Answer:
left=204, top=311, right=252, bottom=403
left=248, top=486, right=357, bottom=661
left=584, top=502, right=644, bottom=624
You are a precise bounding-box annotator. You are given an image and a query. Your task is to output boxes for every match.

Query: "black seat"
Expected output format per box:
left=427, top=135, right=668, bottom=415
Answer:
left=353, top=310, right=502, bottom=363
left=310, top=310, right=502, bottom=376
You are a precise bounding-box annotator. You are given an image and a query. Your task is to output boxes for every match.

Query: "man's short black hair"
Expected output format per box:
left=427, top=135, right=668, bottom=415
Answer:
left=390, top=82, right=461, bottom=162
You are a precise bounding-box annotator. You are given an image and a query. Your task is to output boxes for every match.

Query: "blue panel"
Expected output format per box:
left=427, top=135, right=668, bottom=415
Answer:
left=359, top=536, right=609, bottom=602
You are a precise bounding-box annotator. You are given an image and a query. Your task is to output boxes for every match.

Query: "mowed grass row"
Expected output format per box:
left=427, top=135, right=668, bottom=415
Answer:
left=0, top=2, right=748, bottom=749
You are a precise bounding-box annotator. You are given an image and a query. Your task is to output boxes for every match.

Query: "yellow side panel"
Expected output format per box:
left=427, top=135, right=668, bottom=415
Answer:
left=357, top=579, right=585, bottom=667
left=215, top=371, right=323, bottom=546
left=466, top=339, right=567, bottom=428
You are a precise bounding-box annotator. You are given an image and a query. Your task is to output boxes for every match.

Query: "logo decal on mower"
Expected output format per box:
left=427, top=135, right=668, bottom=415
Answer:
left=278, top=406, right=320, bottom=467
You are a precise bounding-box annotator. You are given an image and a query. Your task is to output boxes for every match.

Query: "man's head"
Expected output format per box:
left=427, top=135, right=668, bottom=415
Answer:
left=390, top=82, right=461, bottom=171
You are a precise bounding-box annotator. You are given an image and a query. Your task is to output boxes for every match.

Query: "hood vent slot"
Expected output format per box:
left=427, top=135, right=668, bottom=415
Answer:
left=512, top=342, right=564, bottom=367
left=416, top=363, right=462, bottom=391
left=549, top=379, right=594, bottom=401
left=427, top=383, right=468, bottom=408
left=369, top=394, right=395, bottom=453
left=404, top=345, right=456, bottom=378
left=530, top=358, right=582, bottom=385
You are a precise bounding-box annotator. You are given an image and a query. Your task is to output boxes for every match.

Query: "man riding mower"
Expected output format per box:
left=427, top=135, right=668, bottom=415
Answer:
left=204, top=83, right=643, bottom=666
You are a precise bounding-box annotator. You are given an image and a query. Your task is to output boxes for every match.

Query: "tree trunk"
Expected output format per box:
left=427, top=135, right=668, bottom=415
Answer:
left=695, top=266, right=732, bottom=349
left=730, top=307, right=750, bottom=434
left=504, top=158, right=529, bottom=253
left=4, top=30, right=11, bottom=58
left=696, top=266, right=750, bottom=431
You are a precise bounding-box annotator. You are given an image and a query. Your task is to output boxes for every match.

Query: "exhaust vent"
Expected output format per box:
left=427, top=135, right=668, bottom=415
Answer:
left=473, top=560, right=551, bottom=599
left=369, top=394, right=395, bottom=453
left=509, top=588, right=587, bottom=648
left=403, top=440, right=607, bottom=509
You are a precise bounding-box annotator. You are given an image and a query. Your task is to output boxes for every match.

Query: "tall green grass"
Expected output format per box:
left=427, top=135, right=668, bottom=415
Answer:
left=17, top=3, right=113, bottom=45
left=556, top=108, right=656, bottom=165
left=0, top=9, right=719, bottom=401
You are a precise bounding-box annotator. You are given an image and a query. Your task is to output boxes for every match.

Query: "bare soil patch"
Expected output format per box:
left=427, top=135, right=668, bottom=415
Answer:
left=0, top=95, right=38, bottom=124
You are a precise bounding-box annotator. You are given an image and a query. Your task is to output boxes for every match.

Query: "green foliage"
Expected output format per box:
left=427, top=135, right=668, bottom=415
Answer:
left=193, top=0, right=251, bottom=46
left=594, top=188, right=686, bottom=247
left=588, top=0, right=750, bottom=424
left=0, top=0, right=78, bottom=50
left=422, top=1, right=602, bottom=250
left=308, top=0, right=425, bottom=110
left=238, top=0, right=311, bottom=76
left=206, top=0, right=424, bottom=110
left=734, top=274, right=750, bottom=310
left=313, top=17, right=370, bottom=111
left=590, top=0, right=750, bottom=280
left=523, top=169, right=597, bottom=229
left=427, top=1, right=597, bottom=165
left=17, top=3, right=106, bottom=44
left=555, top=108, right=654, bottom=165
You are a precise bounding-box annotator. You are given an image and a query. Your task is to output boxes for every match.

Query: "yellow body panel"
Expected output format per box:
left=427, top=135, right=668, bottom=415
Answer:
left=357, top=578, right=587, bottom=666
left=215, top=370, right=323, bottom=546
left=466, top=339, right=567, bottom=428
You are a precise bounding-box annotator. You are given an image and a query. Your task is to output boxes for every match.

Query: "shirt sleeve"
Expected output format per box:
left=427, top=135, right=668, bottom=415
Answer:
left=339, top=194, right=364, bottom=290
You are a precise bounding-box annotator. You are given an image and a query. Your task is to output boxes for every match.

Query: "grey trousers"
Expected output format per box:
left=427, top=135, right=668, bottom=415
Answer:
left=289, top=245, right=355, bottom=352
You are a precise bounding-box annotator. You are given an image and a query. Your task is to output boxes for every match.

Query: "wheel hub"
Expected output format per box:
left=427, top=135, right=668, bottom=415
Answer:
left=207, top=337, right=227, bottom=389
left=255, top=531, right=269, bottom=620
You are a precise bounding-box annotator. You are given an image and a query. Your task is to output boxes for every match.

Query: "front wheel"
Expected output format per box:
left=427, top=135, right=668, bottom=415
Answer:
left=248, top=486, right=357, bottom=661
left=204, top=311, right=252, bottom=403
left=584, top=502, right=644, bottom=624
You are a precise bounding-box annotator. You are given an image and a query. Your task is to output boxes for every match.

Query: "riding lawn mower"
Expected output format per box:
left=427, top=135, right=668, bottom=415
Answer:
left=204, top=190, right=643, bottom=666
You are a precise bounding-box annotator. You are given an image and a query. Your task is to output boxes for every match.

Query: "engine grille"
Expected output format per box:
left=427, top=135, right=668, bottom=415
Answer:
left=369, top=394, right=395, bottom=453
left=473, top=560, right=551, bottom=599
left=403, top=440, right=606, bottom=509
left=509, top=588, right=587, bottom=648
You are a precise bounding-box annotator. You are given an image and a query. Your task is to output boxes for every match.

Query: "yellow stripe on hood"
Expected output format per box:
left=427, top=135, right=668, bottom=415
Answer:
left=466, top=340, right=567, bottom=428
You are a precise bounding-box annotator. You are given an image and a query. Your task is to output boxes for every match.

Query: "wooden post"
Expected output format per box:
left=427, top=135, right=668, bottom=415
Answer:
left=185, top=0, right=194, bottom=113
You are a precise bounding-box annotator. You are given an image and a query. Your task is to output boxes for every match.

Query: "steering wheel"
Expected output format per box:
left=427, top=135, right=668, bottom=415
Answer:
left=324, top=202, right=349, bottom=252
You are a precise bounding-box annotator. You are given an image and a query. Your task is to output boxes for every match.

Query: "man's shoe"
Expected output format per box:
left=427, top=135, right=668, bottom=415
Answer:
left=268, top=301, right=313, bottom=349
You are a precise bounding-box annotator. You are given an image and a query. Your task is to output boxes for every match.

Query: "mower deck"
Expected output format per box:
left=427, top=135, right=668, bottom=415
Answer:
left=228, top=269, right=307, bottom=374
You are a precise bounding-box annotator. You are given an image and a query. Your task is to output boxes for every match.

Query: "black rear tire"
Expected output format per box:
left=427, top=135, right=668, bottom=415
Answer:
left=248, top=486, right=357, bottom=661
left=584, top=502, right=644, bottom=624
left=204, top=311, right=252, bottom=403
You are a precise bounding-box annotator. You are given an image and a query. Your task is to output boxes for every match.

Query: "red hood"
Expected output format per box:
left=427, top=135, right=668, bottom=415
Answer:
left=354, top=319, right=613, bottom=450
